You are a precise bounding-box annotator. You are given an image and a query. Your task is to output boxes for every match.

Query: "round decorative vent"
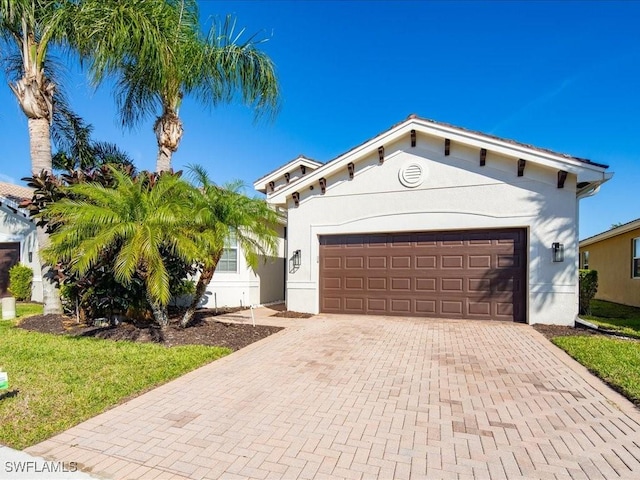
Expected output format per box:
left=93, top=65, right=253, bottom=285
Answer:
left=398, top=163, right=424, bottom=188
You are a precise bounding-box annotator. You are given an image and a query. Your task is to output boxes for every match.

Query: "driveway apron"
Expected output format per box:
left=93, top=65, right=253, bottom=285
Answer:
left=26, top=315, right=640, bottom=479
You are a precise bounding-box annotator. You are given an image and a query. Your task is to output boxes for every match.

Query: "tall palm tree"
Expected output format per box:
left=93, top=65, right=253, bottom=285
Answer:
left=180, top=165, right=280, bottom=327
left=42, top=168, right=212, bottom=327
left=111, top=3, right=280, bottom=172
left=1, top=0, right=177, bottom=314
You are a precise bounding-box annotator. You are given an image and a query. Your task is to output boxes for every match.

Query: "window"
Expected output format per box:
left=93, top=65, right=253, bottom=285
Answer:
left=581, top=251, right=589, bottom=269
left=633, top=238, right=640, bottom=278
left=217, top=233, right=238, bottom=273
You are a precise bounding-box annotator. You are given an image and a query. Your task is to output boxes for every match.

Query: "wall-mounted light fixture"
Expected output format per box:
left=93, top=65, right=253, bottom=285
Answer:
left=292, top=250, right=301, bottom=268
left=28, top=251, right=33, bottom=262
left=552, top=242, right=564, bottom=263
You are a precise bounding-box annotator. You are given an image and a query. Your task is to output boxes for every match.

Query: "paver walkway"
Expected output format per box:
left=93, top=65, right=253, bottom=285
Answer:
left=26, top=310, right=640, bottom=479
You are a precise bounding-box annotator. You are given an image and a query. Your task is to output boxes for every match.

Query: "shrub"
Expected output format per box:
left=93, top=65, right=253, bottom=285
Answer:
left=579, top=269, right=598, bottom=315
left=8, top=264, right=33, bottom=301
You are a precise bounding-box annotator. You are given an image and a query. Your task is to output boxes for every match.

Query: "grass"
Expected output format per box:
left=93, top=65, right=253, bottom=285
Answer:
left=582, top=299, right=640, bottom=339
left=0, top=301, right=43, bottom=319
left=552, top=335, right=640, bottom=405
left=0, top=319, right=230, bottom=449
left=550, top=300, right=640, bottom=406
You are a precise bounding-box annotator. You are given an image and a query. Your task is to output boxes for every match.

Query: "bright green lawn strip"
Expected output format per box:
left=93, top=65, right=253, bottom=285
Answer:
left=0, top=320, right=230, bottom=449
left=553, top=335, right=640, bottom=405
left=582, top=300, right=640, bottom=339
left=0, top=302, right=43, bottom=319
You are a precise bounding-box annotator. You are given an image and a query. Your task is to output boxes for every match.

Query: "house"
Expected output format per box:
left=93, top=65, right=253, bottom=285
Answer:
left=199, top=223, right=287, bottom=309
left=0, top=182, right=43, bottom=301
left=254, top=115, right=612, bottom=325
left=579, top=218, right=640, bottom=308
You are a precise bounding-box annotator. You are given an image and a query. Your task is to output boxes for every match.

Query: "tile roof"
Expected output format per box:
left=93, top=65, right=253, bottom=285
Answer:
left=0, top=181, right=34, bottom=202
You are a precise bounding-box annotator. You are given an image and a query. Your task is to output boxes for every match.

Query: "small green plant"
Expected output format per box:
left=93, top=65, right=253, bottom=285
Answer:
left=8, top=264, right=33, bottom=301
left=579, top=269, right=598, bottom=315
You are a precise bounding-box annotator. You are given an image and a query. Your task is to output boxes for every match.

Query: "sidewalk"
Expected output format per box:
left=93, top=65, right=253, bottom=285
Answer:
left=0, top=444, right=99, bottom=479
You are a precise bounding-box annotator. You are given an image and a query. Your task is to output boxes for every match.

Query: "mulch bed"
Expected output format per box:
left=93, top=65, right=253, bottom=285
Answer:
left=17, top=308, right=284, bottom=351
left=532, top=323, right=609, bottom=341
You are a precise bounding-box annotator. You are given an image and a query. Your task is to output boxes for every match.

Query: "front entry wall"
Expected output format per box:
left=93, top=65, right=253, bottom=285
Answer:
left=319, top=230, right=526, bottom=322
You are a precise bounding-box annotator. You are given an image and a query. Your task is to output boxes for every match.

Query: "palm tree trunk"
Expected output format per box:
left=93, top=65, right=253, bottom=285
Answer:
left=28, top=117, right=53, bottom=174
left=154, top=109, right=183, bottom=172
left=36, top=225, right=63, bottom=315
left=180, top=253, right=221, bottom=328
left=148, top=293, right=170, bottom=328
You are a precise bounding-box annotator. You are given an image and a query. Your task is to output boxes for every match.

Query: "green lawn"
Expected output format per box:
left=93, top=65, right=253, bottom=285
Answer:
left=553, top=335, right=640, bottom=405
left=0, top=301, right=44, bottom=319
left=582, top=299, right=640, bottom=339
left=0, top=319, right=230, bottom=449
left=551, top=300, right=640, bottom=406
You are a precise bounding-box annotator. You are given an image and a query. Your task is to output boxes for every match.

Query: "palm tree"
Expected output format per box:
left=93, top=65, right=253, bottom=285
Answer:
left=1, top=0, right=177, bottom=314
left=110, top=4, right=280, bottom=172
left=41, top=168, right=212, bottom=327
left=180, top=165, right=280, bottom=327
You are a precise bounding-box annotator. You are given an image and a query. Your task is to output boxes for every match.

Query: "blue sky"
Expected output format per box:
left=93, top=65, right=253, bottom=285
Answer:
left=0, top=0, right=638, bottom=239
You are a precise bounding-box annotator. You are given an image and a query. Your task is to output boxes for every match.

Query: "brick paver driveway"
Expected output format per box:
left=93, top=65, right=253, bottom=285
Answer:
left=27, top=313, right=640, bottom=479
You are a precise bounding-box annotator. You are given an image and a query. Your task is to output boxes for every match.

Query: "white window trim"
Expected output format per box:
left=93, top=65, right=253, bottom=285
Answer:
left=633, top=238, right=640, bottom=279
left=217, top=236, right=239, bottom=273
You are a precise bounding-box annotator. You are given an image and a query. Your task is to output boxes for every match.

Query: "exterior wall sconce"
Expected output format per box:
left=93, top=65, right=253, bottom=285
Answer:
left=28, top=251, right=33, bottom=262
left=378, top=146, right=385, bottom=164
left=292, top=250, right=301, bottom=268
left=552, top=242, right=564, bottom=262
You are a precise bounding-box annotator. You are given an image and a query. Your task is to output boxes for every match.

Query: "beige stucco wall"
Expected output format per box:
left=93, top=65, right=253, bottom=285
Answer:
left=284, top=134, right=580, bottom=325
left=0, top=205, right=43, bottom=302
left=580, top=228, right=640, bottom=307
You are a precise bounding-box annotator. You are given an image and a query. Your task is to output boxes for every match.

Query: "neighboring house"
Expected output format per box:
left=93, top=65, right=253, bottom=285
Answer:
left=579, top=218, right=640, bottom=308
left=0, top=181, right=43, bottom=301
left=254, top=115, right=612, bottom=325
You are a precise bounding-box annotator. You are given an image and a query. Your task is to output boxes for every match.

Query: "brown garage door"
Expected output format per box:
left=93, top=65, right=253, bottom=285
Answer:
left=319, top=229, right=526, bottom=322
left=0, top=242, right=20, bottom=297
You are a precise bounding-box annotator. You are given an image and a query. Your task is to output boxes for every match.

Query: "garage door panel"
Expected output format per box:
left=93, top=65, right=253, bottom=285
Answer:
left=344, top=298, right=364, bottom=311
left=416, top=255, right=436, bottom=268
left=390, top=277, right=411, bottom=291
left=367, top=277, right=387, bottom=290
left=345, top=277, right=364, bottom=290
left=390, top=256, right=411, bottom=269
left=416, top=278, right=436, bottom=291
left=367, top=298, right=387, bottom=312
left=442, top=256, right=463, bottom=268
left=416, top=300, right=436, bottom=314
left=468, top=301, right=491, bottom=315
left=368, top=256, right=387, bottom=269
left=390, top=299, right=411, bottom=313
left=323, top=257, right=341, bottom=269
left=319, top=230, right=526, bottom=322
left=441, top=300, right=464, bottom=315
left=1, top=243, right=20, bottom=296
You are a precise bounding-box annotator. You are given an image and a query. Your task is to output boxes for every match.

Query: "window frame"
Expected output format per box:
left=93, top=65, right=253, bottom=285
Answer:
left=217, top=233, right=239, bottom=273
left=633, top=238, right=640, bottom=279
left=580, top=250, right=589, bottom=270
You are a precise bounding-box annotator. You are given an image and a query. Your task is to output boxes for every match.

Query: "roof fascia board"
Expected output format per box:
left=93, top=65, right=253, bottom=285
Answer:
left=270, top=119, right=608, bottom=203
left=580, top=219, right=640, bottom=247
left=410, top=118, right=607, bottom=178
left=253, top=157, right=323, bottom=190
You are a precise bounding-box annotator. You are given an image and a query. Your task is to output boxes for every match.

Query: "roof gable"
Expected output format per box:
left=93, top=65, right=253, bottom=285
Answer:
left=253, top=155, right=323, bottom=195
left=263, top=115, right=611, bottom=206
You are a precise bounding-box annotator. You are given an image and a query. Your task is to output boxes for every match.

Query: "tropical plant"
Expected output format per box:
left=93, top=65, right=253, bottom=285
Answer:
left=41, top=168, right=212, bottom=327
left=180, top=165, right=280, bottom=327
left=8, top=264, right=33, bottom=301
left=106, top=2, right=280, bottom=171
left=579, top=269, right=598, bottom=316
left=1, top=0, right=177, bottom=314
left=52, top=112, right=134, bottom=172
